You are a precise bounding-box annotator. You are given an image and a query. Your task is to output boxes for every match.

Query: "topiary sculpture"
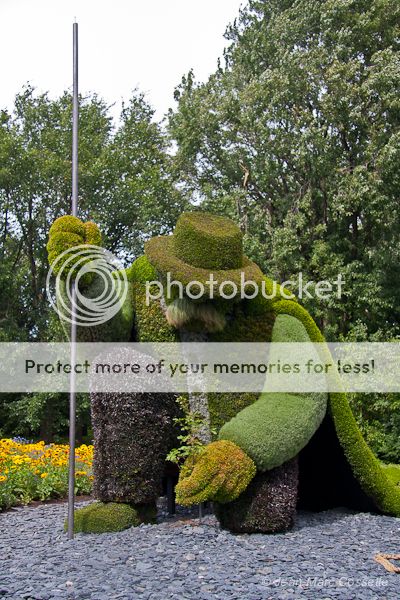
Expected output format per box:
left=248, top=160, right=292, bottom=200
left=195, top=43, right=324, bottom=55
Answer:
left=47, top=212, right=400, bottom=534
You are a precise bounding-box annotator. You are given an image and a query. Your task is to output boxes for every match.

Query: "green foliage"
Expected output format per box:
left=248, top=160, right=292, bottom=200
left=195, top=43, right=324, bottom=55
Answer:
left=132, top=282, right=178, bottom=343
left=169, top=0, right=400, bottom=340
left=46, top=216, right=102, bottom=285
left=56, top=275, right=134, bottom=343
left=127, top=255, right=178, bottom=342
left=145, top=235, right=263, bottom=300
left=273, top=299, right=325, bottom=342
left=382, top=464, right=400, bottom=487
left=127, top=255, right=157, bottom=283
left=208, top=392, right=258, bottom=437
left=173, top=212, right=243, bottom=269
left=349, top=391, right=400, bottom=464
left=175, top=440, right=256, bottom=505
left=208, top=305, right=276, bottom=435
left=341, top=324, right=400, bottom=464
left=210, top=301, right=276, bottom=342
left=207, top=303, right=275, bottom=437
left=0, top=85, right=186, bottom=442
left=0, top=86, right=115, bottom=341
left=329, top=390, right=400, bottom=515
left=220, top=390, right=327, bottom=471
left=245, top=276, right=298, bottom=316
left=98, top=93, right=188, bottom=259
left=0, top=315, right=91, bottom=443
left=1, top=392, right=91, bottom=443
left=166, top=395, right=212, bottom=465
left=65, top=502, right=154, bottom=534
left=218, top=314, right=327, bottom=470
left=274, top=300, right=400, bottom=516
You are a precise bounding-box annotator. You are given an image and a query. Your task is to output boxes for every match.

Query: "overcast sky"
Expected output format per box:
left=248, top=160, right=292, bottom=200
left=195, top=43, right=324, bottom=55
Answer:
left=1, top=0, right=244, bottom=122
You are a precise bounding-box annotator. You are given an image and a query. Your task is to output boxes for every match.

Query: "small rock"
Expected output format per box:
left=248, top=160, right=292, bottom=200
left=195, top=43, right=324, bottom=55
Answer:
left=184, top=553, right=196, bottom=561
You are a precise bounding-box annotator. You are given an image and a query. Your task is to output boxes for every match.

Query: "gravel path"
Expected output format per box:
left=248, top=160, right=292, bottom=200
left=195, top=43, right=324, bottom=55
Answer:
left=1, top=501, right=399, bottom=600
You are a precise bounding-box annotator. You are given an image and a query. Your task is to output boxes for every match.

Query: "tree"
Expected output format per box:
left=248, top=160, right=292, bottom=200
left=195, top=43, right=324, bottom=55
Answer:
left=91, top=93, right=186, bottom=259
left=0, top=85, right=187, bottom=440
left=169, top=0, right=400, bottom=340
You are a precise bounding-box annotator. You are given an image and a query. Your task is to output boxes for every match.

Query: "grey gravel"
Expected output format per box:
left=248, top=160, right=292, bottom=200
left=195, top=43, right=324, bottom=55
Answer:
left=1, top=500, right=399, bottom=600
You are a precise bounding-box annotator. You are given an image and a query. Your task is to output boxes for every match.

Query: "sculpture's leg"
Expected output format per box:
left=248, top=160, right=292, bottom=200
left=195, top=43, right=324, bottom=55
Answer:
left=92, top=390, right=180, bottom=505
left=74, top=390, right=180, bottom=533
left=214, top=457, right=299, bottom=533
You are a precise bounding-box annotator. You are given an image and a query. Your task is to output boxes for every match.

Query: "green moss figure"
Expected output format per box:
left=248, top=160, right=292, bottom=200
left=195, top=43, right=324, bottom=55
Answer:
left=218, top=315, right=328, bottom=471
left=48, top=211, right=400, bottom=534
left=172, top=212, right=243, bottom=269
left=65, top=502, right=156, bottom=534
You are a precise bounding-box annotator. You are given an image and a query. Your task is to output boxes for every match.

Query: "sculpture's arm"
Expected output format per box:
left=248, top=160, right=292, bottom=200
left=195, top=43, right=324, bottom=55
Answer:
left=218, top=314, right=328, bottom=471
left=47, top=215, right=134, bottom=342
left=176, top=314, right=328, bottom=505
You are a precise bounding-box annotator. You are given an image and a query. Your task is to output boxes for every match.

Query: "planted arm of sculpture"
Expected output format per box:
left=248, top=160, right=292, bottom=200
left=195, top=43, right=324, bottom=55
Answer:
left=47, top=215, right=134, bottom=342
left=175, top=440, right=256, bottom=506
left=176, top=314, right=328, bottom=505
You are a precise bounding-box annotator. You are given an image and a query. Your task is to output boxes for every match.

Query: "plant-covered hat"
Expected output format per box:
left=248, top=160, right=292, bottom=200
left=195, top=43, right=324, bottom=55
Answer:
left=145, top=212, right=263, bottom=300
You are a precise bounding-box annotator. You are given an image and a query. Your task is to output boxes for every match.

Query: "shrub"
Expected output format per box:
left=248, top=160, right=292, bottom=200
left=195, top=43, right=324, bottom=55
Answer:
left=127, top=254, right=157, bottom=283
left=145, top=236, right=263, bottom=300
left=210, top=301, right=276, bottom=342
left=56, top=276, right=134, bottom=342
left=65, top=501, right=155, bottom=534
left=128, top=256, right=178, bottom=342
left=166, top=395, right=212, bottom=465
left=132, top=281, right=178, bottom=342
left=382, top=463, right=400, bottom=486
left=348, top=391, right=400, bottom=464
left=245, top=275, right=298, bottom=315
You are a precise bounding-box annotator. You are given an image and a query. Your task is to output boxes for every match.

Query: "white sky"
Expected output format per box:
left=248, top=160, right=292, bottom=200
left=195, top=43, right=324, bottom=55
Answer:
left=1, top=0, right=244, bottom=123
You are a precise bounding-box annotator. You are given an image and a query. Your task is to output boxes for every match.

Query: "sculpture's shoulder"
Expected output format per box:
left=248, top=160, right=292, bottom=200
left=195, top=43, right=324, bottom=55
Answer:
left=243, top=273, right=326, bottom=344
left=128, top=255, right=178, bottom=343
left=126, top=255, right=157, bottom=283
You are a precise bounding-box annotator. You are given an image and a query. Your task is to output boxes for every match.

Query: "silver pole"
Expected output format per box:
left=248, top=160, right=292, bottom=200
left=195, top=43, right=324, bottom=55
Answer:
left=72, top=22, right=78, bottom=216
left=67, top=20, right=78, bottom=540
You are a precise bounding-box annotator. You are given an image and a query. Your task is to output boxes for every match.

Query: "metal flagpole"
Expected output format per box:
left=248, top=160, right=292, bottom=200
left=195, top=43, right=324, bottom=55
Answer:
left=67, top=20, right=79, bottom=540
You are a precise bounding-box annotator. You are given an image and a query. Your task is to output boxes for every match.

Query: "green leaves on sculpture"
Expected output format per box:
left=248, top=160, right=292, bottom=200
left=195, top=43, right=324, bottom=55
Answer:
left=175, top=440, right=256, bottom=505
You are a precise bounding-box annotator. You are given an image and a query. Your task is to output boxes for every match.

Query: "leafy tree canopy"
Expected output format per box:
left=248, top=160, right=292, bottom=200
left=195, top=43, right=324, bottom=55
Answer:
left=169, top=0, right=400, bottom=339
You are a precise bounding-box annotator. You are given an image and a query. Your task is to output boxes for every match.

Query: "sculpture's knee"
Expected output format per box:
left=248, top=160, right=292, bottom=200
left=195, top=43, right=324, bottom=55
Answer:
left=214, top=457, right=299, bottom=533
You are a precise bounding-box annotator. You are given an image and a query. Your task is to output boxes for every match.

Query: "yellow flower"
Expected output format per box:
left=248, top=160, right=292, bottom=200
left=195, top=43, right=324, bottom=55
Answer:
left=0, top=475, right=7, bottom=482
left=40, top=472, right=48, bottom=479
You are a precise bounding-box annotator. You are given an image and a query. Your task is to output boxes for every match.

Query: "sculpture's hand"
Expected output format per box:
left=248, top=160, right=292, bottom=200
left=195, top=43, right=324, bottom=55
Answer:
left=175, top=440, right=256, bottom=506
left=46, top=215, right=102, bottom=282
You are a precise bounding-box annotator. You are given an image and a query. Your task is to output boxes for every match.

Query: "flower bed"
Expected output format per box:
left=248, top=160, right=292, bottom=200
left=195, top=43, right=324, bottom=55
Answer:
left=0, top=439, right=93, bottom=510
